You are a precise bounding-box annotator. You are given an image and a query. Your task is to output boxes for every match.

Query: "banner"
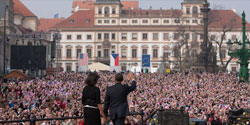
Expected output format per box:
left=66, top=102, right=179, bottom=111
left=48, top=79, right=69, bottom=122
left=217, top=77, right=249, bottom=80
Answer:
left=78, top=53, right=88, bottom=72
left=142, top=54, right=150, bottom=67
left=110, top=53, right=120, bottom=72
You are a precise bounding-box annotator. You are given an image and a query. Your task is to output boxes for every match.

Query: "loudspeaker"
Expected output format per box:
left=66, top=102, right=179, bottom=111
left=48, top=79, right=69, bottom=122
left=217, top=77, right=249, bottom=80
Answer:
left=158, top=109, right=189, bottom=125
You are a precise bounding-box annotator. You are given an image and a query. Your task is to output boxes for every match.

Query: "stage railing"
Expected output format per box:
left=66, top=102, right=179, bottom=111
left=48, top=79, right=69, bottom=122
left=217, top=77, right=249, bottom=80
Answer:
left=0, top=111, right=144, bottom=125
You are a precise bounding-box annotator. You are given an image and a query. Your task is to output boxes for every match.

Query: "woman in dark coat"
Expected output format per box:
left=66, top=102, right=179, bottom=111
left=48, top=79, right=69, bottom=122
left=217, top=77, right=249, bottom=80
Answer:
left=82, top=73, right=106, bottom=125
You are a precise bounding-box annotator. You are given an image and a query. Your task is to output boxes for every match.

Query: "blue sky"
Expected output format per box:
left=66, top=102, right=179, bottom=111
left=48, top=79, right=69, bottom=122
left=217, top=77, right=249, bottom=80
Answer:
left=20, top=0, right=250, bottom=21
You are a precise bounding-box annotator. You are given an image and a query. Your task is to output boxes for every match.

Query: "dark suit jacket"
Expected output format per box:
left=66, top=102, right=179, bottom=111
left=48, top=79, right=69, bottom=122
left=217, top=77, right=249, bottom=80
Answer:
left=104, top=80, right=136, bottom=120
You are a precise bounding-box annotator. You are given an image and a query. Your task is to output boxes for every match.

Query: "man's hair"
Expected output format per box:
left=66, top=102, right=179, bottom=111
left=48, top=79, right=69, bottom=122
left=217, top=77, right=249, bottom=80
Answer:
left=85, top=72, right=100, bottom=86
left=115, top=73, right=123, bottom=82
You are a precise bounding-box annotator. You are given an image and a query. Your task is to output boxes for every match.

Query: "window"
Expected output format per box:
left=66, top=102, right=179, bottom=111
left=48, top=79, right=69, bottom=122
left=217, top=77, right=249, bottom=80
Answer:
left=211, top=35, right=216, bottom=41
left=104, top=33, right=109, bottom=40
left=142, top=49, right=147, bottom=55
left=186, top=8, right=190, bottom=14
left=232, top=67, right=236, bottom=72
left=121, top=20, right=127, bottom=23
left=87, top=35, right=92, bottom=40
left=191, top=49, right=197, bottom=56
left=98, top=51, right=101, bottom=57
left=164, top=20, right=169, bottom=23
left=132, top=20, right=138, bottom=24
left=121, top=33, right=127, bottom=40
left=121, top=65, right=127, bottom=71
left=232, top=35, right=237, bottom=41
left=200, top=34, right=204, bottom=40
left=221, top=49, right=226, bottom=59
left=104, top=49, right=109, bottom=57
left=76, top=64, right=79, bottom=72
left=104, top=20, right=110, bottom=23
left=132, top=49, right=137, bottom=58
left=98, top=9, right=102, bottom=14
left=111, top=45, right=115, bottom=49
left=192, top=20, right=198, bottom=23
left=174, top=33, right=179, bottom=40
left=174, top=19, right=180, bottom=23
left=142, top=20, right=148, bottom=23
left=192, top=33, right=198, bottom=41
left=76, top=49, right=81, bottom=58
left=112, top=8, right=116, bottom=14
left=98, top=45, right=102, bottom=49
left=98, top=33, right=102, bottom=40
left=121, top=49, right=127, bottom=58
left=67, top=35, right=72, bottom=40
left=87, top=49, right=92, bottom=58
left=104, top=7, right=110, bottom=15
left=163, top=50, right=169, bottom=58
left=153, top=20, right=159, bottom=23
left=67, top=49, right=72, bottom=58
left=142, top=33, right=148, bottom=40
left=57, top=48, right=61, bottom=58
left=153, top=33, right=158, bottom=40
left=112, top=20, right=116, bottom=23
left=163, top=33, right=169, bottom=40
left=185, top=33, right=190, bottom=40
left=112, top=33, right=116, bottom=40
left=66, top=65, right=72, bottom=72
left=192, top=6, right=198, bottom=14
left=77, top=35, right=82, bottom=40
left=132, top=33, right=137, bottom=40
left=153, top=49, right=158, bottom=58
left=186, top=20, right=190, bottom=23
left=98, top=20, right=102, bottom=24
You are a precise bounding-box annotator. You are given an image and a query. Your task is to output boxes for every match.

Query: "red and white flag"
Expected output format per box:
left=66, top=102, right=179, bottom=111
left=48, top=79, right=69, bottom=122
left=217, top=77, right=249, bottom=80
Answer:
left=110, top=53, right=119, bottom=66
left=78, top=53, right=88, bottom=66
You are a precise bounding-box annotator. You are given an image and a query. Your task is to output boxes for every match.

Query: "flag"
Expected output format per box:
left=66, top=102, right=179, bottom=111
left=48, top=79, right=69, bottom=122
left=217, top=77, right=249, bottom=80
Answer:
left=111, top=53, right=119, bottom=66
left=78, top=53, right=88, bottom=66
left=142, top=54, right=150, bottom=67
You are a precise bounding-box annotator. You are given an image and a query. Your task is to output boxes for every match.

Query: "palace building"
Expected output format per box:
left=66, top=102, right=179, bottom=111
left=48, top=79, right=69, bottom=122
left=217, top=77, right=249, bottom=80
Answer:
left=50, top=0, right=250, bottom=72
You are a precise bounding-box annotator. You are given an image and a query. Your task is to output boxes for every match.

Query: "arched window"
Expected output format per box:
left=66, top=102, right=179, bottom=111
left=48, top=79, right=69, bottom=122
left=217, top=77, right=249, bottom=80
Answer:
left=192, top=6, right=198, bottom=14
left=104, top=7, right=110, bottom=15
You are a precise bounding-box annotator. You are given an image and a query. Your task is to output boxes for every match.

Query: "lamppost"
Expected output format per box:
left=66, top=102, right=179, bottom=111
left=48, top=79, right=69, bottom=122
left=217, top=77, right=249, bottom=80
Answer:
left=227, top=12, right=250, bottom=82
left=52, top=31, right=62, bottom=73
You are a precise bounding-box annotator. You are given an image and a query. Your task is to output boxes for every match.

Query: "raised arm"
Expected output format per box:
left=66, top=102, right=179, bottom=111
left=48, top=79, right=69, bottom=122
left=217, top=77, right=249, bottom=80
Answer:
left=127, top=72, right=137, bottom=92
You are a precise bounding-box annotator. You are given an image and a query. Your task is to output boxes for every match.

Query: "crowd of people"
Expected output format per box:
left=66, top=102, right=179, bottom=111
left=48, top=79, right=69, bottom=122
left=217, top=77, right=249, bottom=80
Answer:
left=0, top=71, right=249, bottom=124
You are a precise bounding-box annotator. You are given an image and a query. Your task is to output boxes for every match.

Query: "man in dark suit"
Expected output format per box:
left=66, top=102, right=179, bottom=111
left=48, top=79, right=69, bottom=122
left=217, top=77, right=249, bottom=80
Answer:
left=104, top=72, right=136, bottom=125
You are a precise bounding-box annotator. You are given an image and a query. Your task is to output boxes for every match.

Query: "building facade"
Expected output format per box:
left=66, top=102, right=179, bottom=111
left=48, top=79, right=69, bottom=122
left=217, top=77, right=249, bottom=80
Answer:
left=0, top=0, right=16, bottom=76
left=50, top=0, right=250, bottom=72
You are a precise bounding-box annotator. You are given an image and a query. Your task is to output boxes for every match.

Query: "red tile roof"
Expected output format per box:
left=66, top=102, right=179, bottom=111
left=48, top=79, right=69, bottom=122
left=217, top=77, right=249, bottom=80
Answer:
left=121, top=1, right=139, bottom=10
left=52, top=10, right=94, bottom=29
left=72, top=0, right=139, bottom=10
left=208, top=10, right=250, bottom=28
left=72, top=1, right=95, bottom=10
left=38, top=18, right=65, bottom=32
left=52, top=9, right=250, bottom=30
left=13, top=0, right=36, bottom=17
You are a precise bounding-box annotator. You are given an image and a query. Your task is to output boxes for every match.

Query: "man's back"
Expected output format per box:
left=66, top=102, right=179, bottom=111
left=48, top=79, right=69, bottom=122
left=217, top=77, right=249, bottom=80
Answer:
left=104, top=73, right=136, bottom=123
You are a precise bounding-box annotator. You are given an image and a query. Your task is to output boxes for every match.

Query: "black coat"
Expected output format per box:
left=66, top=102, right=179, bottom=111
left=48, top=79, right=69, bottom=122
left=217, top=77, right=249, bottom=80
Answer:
left=104, top=81, right=136, bottom=120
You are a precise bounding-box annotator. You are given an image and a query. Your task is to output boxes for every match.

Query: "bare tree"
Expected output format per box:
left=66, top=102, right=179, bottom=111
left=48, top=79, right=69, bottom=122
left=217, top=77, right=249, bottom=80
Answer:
left=209, top=12, right=238, bottom=71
